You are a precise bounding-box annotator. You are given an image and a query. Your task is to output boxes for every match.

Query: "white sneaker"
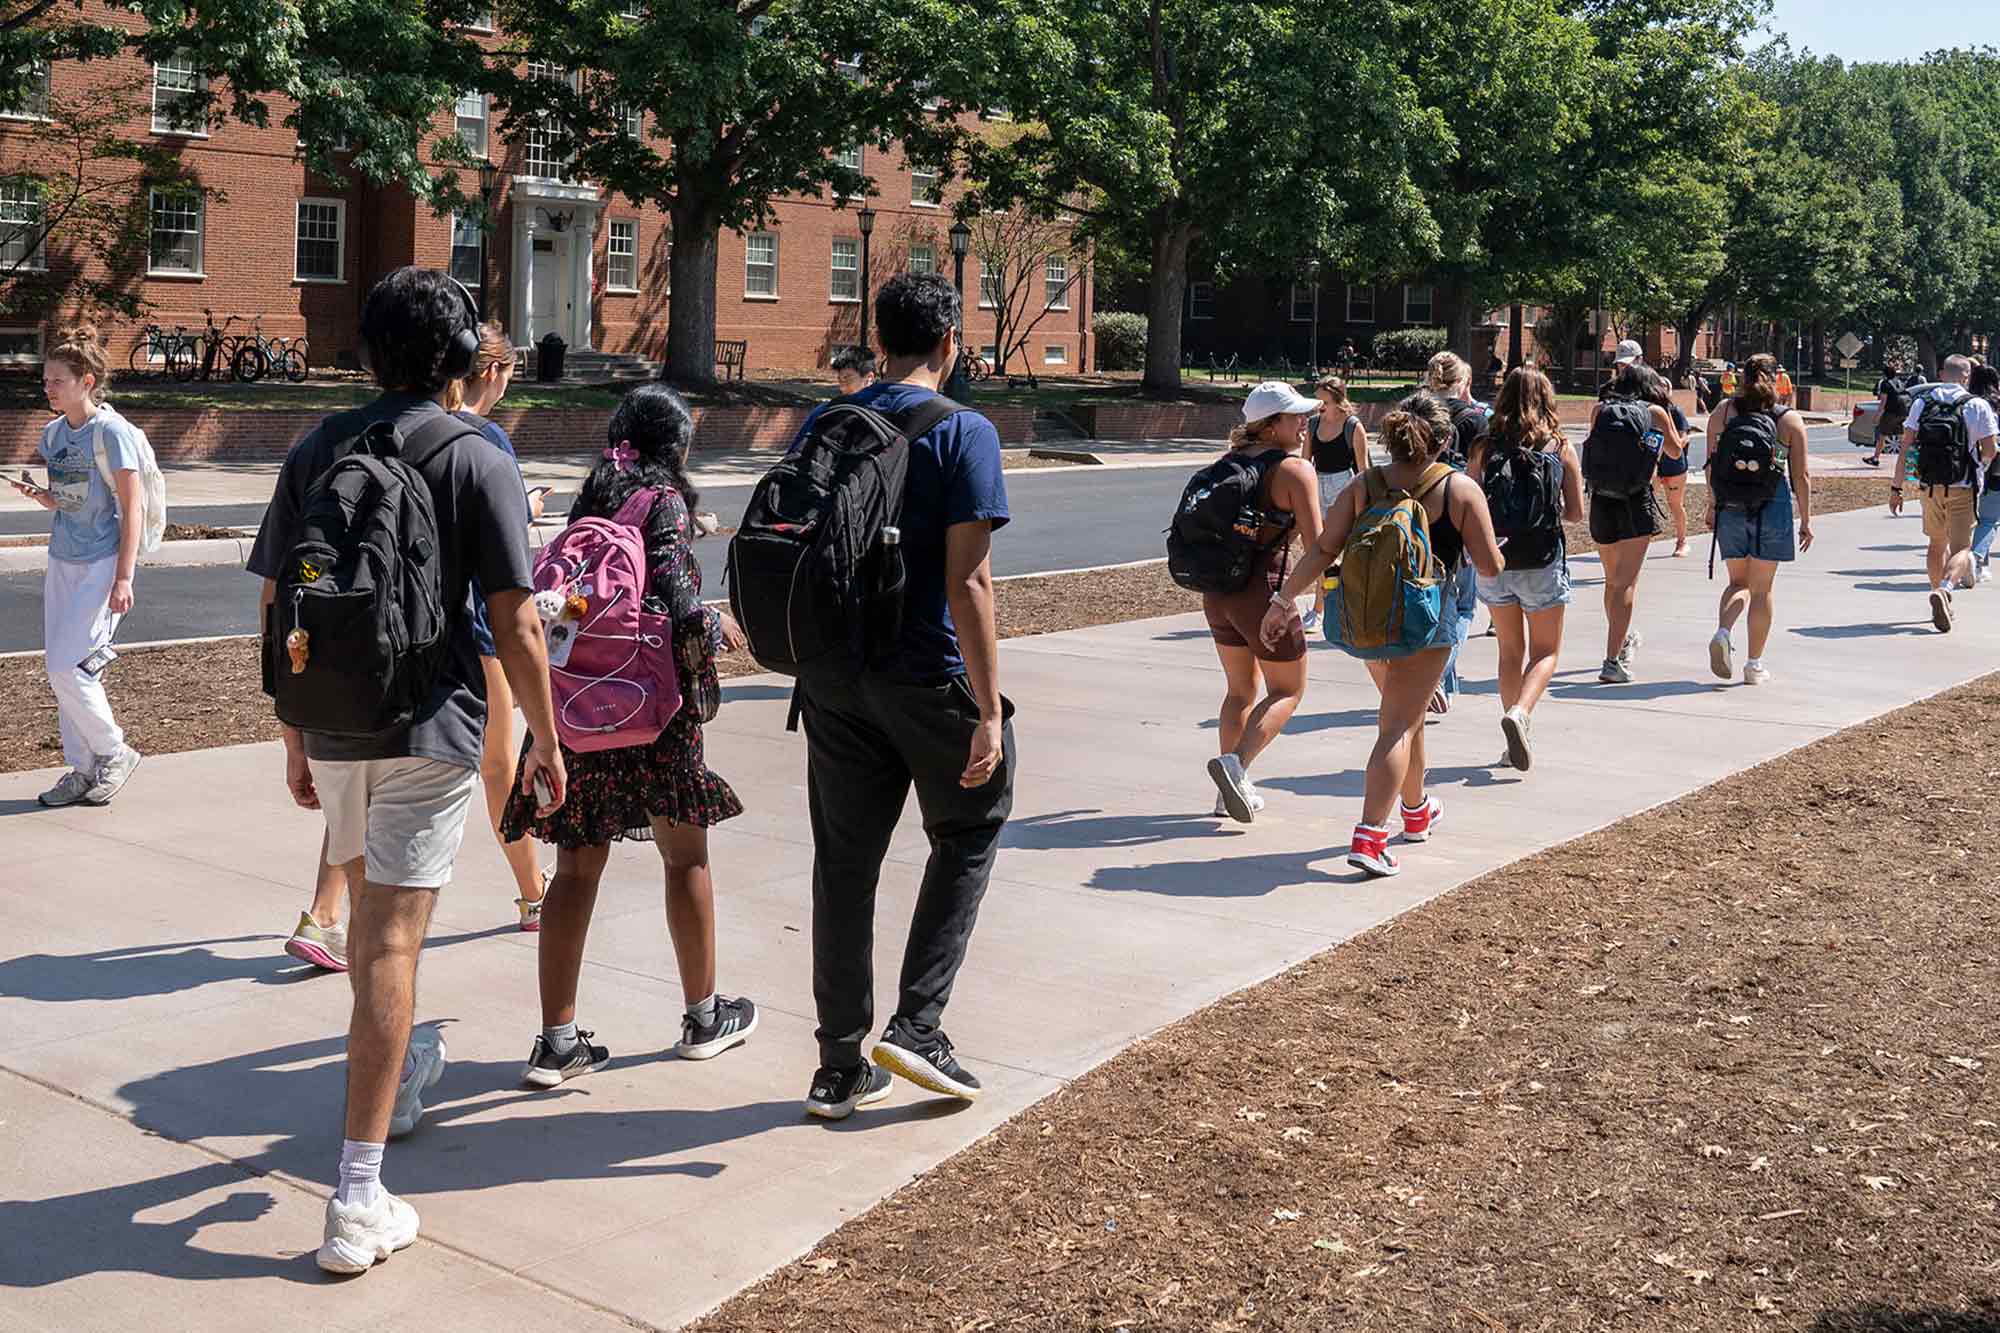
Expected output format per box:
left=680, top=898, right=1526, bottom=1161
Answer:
left=316, top=1190, right=420, bottom=1274
left=37, top=769, right=93, bottom=808
left=388, top=1029, right=447, bottom=1139
left=1212, top=785, right=1266, bottom=818
left=1500, top=706, right=1532, bottom=772
left=1708, top=629, right=1733, bottom=681
left=1206, top=753, right=1256, bottom=824
left=83, top=745, right=141, bottom=805
left=1618, top=630, right=1642, bottom=667
left=1743, top=663, right=1771, bottom=686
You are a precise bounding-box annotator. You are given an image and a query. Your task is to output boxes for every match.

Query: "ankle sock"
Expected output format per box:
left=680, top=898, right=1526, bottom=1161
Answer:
left=1353, top=821, right=1388, bottom=843
left=543, top=1021, right=578, bottom=1055
left=1746, top=657, right=1764, bottom=671
left=335, top=1138, right=384, bottom=1209
left=686, top=993, right=719, bottom=1027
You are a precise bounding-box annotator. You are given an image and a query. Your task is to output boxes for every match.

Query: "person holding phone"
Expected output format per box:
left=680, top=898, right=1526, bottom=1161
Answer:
left=24, top=328, right=145, bottom=808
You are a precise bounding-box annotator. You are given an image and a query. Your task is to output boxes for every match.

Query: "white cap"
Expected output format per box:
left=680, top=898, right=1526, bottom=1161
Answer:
left=1241, top=380, right=1317, bottom=423
left=1613, top=339, right=1645, bottom=366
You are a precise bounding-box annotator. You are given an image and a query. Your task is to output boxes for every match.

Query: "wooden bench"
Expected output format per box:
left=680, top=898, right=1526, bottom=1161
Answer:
left=714, top=339, right=747, bottom=382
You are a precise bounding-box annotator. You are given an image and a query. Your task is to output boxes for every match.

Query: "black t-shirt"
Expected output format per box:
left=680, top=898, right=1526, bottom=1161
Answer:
left=1446, top=398, right=1490, bottom=465
left=1309, top=411, right=1359, bottom=474
left=1597, top=380, right=1688, bottom=435
left=248, top=393, right=535, bottom=768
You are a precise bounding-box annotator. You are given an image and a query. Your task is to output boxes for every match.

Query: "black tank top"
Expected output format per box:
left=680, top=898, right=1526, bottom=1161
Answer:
left=1428, top=472, right=1466, bottom=573
left=1310, top=412, right=1359, bottom=475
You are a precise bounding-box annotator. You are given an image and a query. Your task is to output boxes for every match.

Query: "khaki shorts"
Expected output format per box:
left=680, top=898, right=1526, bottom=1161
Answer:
left=1922, top=486, right=1976, bottom=549
left=316, top=756, right=478, bottom=888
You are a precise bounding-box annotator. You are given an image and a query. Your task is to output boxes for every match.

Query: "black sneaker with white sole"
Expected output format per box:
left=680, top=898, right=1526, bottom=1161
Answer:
left=872, top=1024, right=982, bottom=1101
left=677, top=995, right=758, bottom=1060
left=522, top=1030, right=611, bottom=1088
left=805, top=1061, right=892, bottom=1120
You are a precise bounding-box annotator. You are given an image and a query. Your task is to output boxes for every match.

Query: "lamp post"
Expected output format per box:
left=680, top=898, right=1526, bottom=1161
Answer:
left=857, top=205, right=876, bottom=353
left=476, top=158, right=499, bottom=322
left=1305, top=257, right=1321, bottom=376
left=948, top=218, right=972, bottom=398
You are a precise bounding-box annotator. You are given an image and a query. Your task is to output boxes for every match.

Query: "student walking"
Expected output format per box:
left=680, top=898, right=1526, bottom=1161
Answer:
left=1306, top=376, right=1369, bottom=631
left=1177, top=381, right=1321, bottom=822
left=1705, top=354, right=1813, bottom=685
left=735, top=273, right=1013, bottom=1120
left=1425, top=351, right=1489, bottom=711
left=249, top=268, right=566, bottom=1276
left=1582, top=362, right=1684, bottom=682
left=1264, top=393, right=1503, bottom=877
left=1967, top=364, right=2000, bottom=581
left=1470, top=368, right=1583, bottom=770
left=1892, top=354, right=1999, bottom=631
left=501, top=383, right=758, bottom=1086
left=16, top=329, right=146, bottom=807
left=831, top=344, right=878, bottom=396
left=1866, top=356, right=1926, bottom=468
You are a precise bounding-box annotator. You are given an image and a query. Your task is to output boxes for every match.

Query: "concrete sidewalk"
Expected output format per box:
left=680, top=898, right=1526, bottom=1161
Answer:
left=2, top=503, right=1987, bottom=1330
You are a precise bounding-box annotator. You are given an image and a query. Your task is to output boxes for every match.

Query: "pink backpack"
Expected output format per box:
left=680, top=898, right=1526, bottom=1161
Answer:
left=532, top=487, right=682, bottom=752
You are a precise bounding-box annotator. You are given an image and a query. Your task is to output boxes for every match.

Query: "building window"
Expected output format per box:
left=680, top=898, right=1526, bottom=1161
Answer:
left=1403, top=283, right=1433, bottom=324
left=606, top=218, right=637, bottom=292
left=466, top=7, right=494, bottom=29
left=525, top=124, right=569, bottom=181
left=0, top=327, right=41, bottom=361
left=619, top=104, right=643, bottom=139
left=1289, top=283, right=1315, bottom=323
left=1346, top=284, right=1375, bottom=323
left=1044, top=343, right=1067, bottom=365
left=1188, top=281, right=1214, bottom=320
left=978, top=262, right=1000, bottom=309
left=910, top=164, right=939, bottom=206
left=745, top=231, right=778, bottom=297
left=980, top=343, right=998, bottom=365
left=907, top=242, right=935, bottom=275
left=834, top=144, right=863, bottom=172
left=455, top=91, right=487, bottom=158
left=829, top=236, right=859, bottom=301
left=148, top=188, right=203, bottom=274
left=151, top=56, right=207, bottom=135
left=1044, top=254, right=1070, bottom=310
left=2, top=62, right=50, bottom=120
left=450, top=213, right=483, bottom=287
left=294, top=198, right=345, bottom=283
left=0, top=181, right=45, bottom=271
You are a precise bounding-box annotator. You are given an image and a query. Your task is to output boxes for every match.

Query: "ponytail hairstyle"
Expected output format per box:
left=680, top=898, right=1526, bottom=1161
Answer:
left=1735, top=352, right=1779, bottom=414
left=443, top=321, right=516, bottom=412
left=1314, top=374, right=1351, bottom=410
left=1227, top=413, right=1295, bottom=452
left=48, top=326, right=110, bottom=404
left=1424, top=350, right=1471, bottom=396
left=1488, top=366, right=1562, bottom=450
left=573, top=381, right=701, bottom=524
left=1379, top=391, right=1454, bottom=466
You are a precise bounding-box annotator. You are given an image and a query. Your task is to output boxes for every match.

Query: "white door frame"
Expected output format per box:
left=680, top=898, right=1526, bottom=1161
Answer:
left=510, top=177, right=601, bottom=352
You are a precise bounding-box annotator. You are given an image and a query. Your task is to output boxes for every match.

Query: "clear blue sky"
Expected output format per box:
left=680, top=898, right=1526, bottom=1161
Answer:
left=1760, top=0, right=1988, bottom=63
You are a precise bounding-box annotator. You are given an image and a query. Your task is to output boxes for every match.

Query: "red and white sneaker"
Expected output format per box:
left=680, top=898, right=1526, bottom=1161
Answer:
left=1399, top=795, right=1444, bottom=842
left=1347, top=823, right=1400, bottom=878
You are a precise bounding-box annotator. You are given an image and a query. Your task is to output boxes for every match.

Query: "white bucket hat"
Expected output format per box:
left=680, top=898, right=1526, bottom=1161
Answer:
left=1241, top=380, right=1317, bottom=424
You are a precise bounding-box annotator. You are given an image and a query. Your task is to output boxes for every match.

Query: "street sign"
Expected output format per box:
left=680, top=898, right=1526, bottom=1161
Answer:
left=1840, top=356, right=1860, bottom=369
left=1836, top=331, right=1865, bottom=360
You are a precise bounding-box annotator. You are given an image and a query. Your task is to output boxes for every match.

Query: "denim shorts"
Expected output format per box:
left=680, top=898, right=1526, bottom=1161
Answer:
left=1714, top=483, right=1796, bottom=563
left=1478, top=560, right=1573, bottom=612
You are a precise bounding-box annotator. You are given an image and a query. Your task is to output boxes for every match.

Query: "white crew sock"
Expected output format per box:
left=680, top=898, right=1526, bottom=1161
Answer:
left=1746, top=657, right=1764, bottom=671
left=335, top=1138, right=384, bottom=1209
left=543, top=1020, right=578, bottom=1055
left=686, top=993, right=719, bottom=1027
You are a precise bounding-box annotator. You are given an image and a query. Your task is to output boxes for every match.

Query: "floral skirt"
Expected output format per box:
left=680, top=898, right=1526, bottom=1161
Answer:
left=500, top=708, right=743, bottom=850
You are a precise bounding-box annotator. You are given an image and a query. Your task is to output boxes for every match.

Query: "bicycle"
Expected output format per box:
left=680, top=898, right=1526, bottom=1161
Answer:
left=128, top=322, right=196, bottom=379
left=231, top=318, right=310, bottom=383
left=186, top=308, right=248, bottom=382
left=960, top=351, right=992, bottom=384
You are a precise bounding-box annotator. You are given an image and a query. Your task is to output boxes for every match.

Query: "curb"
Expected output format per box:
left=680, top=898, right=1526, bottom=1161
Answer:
left=0, top=537, right=255, bottom=575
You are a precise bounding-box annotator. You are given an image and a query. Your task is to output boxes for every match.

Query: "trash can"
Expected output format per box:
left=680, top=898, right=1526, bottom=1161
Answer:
left=536, top=332, right=567, bottom=382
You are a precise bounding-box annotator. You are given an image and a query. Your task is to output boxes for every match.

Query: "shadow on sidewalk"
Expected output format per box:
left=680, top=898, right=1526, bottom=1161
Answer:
left=1791, top=621, right=1931, bottom=639
left=1197, top=707, right=1380, bottom=734
left=1004, top=809, right=1241, bottom=851
left=1085, top=845, right=1351, bottom=898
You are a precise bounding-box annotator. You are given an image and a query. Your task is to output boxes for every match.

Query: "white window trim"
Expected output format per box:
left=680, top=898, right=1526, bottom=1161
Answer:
left=449, top=211, right=484, bottom=287
left=907, top=242, right=935, bottom=276
left=0, top=326, right=43, bottom=362
left=910, top=165, right=940, bottom=208
left=619, top=104, right=644, bottom=140
left=293, top=196, right=347, bottom=284
left=1289, top=283, right=1315, bottom=323
left=455, top=91, right=489, bottom=160
left=605, top=218, right=639, bottom=293
left=744, top=231, right=779, bottom=300
left=1403, top=283, right=1433, bottom=324
left=0, top=181, right=46, bottom=272
left=1045, top=255, right=1071, bottom=311
left=1346, top=285, right=1375, bottom=324
left=1188, top=281, right=1215, bottom=320
left=1, top=62, right=51, bottom=122
left=1043, top=343, right=1067, bottom=365
left=147, top=188, right=204, bottom=278
left=150, top=58, right=208, bottom=138
left=466, top=8, right=495, bottom=31
left=828, top=236, right=859, bottom=304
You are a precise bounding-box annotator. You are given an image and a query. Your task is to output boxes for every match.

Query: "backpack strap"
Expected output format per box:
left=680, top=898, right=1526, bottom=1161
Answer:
left=398, top=412, right=486, bottom=474
left=887, top=394, right=964, bottom=443
left=610, top=486, right=661, bottom=529
left=1411, top=461, right=1454, bottom=501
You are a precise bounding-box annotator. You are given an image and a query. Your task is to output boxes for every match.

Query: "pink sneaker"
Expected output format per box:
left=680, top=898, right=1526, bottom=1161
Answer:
left=1399, top=795, right=1444, bottom=843
left=1347, top=823, right=1400, bottom=878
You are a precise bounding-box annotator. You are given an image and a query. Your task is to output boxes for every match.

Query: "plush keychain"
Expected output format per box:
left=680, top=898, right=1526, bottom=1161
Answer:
left=286, top=627, right=310, bottom=674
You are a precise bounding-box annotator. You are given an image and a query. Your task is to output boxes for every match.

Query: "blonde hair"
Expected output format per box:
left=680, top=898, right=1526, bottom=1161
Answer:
left=49, top=326, right=109, bottom=403
left=1227, top=414, right=1294, bottom=452
left=443, top=321, right=514, bottom=411
left=1314, top=375, right=1350, bottom=409
left=1424, top=350, right=1471, bottom=395
left=1379, top=391, right=1454, bottom=466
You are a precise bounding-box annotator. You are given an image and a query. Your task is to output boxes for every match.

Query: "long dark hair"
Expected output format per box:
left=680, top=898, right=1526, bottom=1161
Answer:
left=1489, top=366, right=1562, bottom=449
left=573, top=382, right=700, bottom=521
left=1970, top=362, right=2000, bottom=412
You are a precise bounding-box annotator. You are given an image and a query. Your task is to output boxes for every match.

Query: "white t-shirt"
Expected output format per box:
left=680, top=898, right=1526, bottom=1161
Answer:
left=1904, top=384, right=1999, bottom=490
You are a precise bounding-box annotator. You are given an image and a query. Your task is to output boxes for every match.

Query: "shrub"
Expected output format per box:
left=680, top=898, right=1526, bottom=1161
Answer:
left=1094, top=311, right=1148, bottom=371
left=1370, top=326, right=1450, bottom=370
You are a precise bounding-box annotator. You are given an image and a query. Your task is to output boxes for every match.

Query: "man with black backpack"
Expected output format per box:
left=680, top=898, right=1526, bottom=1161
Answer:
left=1891, top=354, right=1999, bottom=632
left=248, top=267, right=566, bottom=1274
left=1867, top=356, right=1926, bottom=468
left=739, top=273, right=1013, bottom=1121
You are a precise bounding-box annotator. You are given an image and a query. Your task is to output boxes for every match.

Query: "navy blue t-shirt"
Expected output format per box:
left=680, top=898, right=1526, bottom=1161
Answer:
left=457, top=410, right=526, bottom=657
left=787, top=382, right=1009, bottom=681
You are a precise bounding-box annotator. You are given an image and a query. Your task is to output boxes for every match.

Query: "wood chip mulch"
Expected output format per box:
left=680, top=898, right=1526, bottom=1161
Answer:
left=692, top=672, right=2000, bottom=1333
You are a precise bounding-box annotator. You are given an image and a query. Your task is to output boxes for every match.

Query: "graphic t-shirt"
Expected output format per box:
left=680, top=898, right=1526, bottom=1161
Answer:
left=38, top=409, right=143, bottom=564
left=785, top=382, right=1009, bottom=681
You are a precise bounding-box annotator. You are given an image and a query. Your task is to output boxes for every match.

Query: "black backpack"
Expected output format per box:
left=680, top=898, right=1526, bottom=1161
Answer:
left=1443, top=399, right=1489, bottom=471
left=727, top=395, right=961, bottom=676
left=1913, top=391, right=1976, bottom=489
left=264, top=415, right=481, bottom=737
left=1710, top=406, right=1785, bottom=510
left=1481, top=436, right=1566, bottom=570
left=1166, top=451, right=1294, bottom=594
left=1880, top=370, right=1925, bottom=432
left=1581, top=396, right=1659, bottom=498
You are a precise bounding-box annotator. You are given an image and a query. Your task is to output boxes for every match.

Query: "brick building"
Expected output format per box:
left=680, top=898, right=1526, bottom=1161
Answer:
left=0, top=36, right=1094, bottom=378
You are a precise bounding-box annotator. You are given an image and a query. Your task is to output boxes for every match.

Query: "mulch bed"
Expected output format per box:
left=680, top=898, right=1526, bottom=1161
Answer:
left=693, top=673, right=2000, bottom=1333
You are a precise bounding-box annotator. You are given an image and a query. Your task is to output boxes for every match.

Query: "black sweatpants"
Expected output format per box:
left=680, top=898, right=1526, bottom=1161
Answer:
left=798, top=671, right=1016, bottom=1070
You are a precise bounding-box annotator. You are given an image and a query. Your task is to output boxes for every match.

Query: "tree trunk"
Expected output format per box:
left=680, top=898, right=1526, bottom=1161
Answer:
left=1671, top=299, right=1712, bottom=386
left=1442, top=276, right=1475, bottom=359
left=1810, top=318, right=1825, bottom=379
left=1918, top=329, right=1940, bottom=374
left=663, top=203, right=719, bottom=384
left=1142, top=218, right=1192, bottom=396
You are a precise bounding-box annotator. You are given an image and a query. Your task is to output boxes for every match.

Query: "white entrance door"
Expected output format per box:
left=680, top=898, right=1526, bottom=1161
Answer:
left=529, top=235, right=563, bottom=340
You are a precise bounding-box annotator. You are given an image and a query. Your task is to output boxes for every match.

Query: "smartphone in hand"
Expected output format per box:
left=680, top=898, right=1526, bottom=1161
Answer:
left=10, top=469, right=46, bottom=497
